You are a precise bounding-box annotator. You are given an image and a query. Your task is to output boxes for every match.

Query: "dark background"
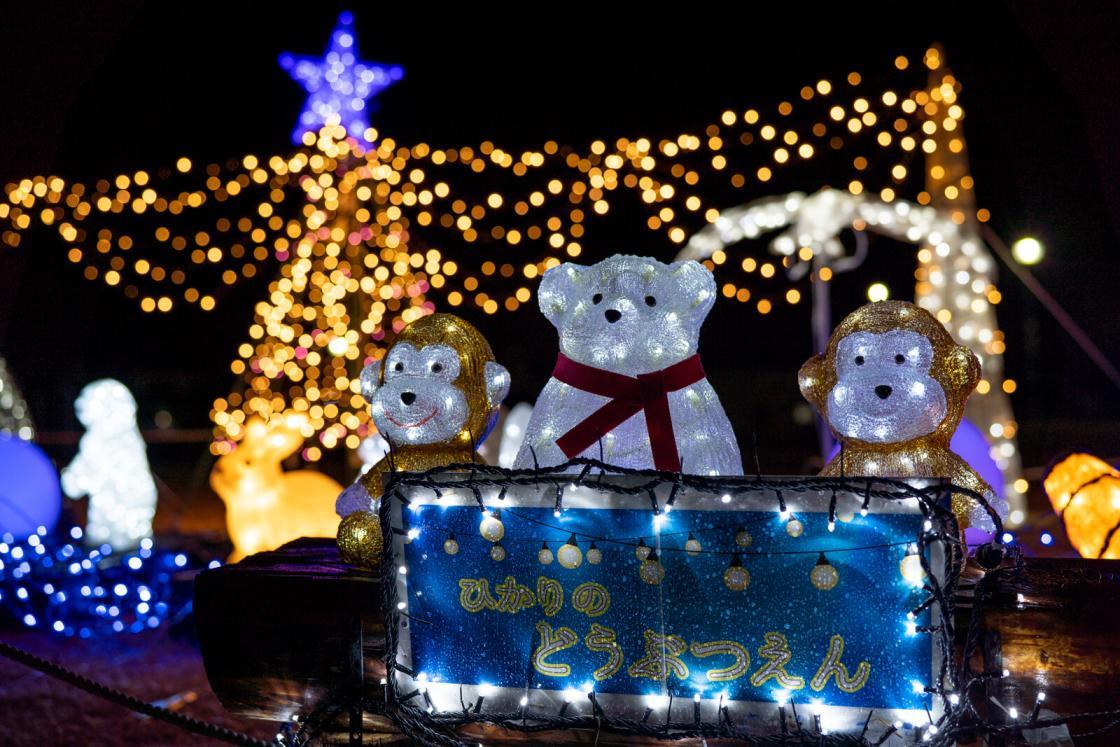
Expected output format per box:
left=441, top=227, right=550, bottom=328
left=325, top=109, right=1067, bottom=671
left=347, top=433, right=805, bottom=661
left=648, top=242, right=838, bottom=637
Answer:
left=1, top=1, right=1118, bottom=500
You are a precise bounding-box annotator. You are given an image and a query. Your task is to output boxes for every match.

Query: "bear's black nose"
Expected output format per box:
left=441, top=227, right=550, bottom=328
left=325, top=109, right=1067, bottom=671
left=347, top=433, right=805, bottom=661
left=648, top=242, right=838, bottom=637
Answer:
left=604, top=309, right=622, bottom=323
left=874, top=385, right=892, bottom=400
left=400, top=391, right=416, bottom=406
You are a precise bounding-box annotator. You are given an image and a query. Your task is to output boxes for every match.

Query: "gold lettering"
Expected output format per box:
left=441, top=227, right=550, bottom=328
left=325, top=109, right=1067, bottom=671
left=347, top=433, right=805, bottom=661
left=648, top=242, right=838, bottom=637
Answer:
left=584, top=623, right=623, bottom=681
left=571, top=582, right=610, bottom=617
left=628, top=629, right=689, bottom=681
left=533, top=621, right=578, bottom=678
left=494, top=576, right=536, bottom=614
left=690, top=640, right=750, bottom=682
left=749, top=632, right=805, bottom=690
left=458, top=578, right=498, bottom=613
left=536, top=576, right=564, bottom=617
left=810, top=634, right=870, bottom=693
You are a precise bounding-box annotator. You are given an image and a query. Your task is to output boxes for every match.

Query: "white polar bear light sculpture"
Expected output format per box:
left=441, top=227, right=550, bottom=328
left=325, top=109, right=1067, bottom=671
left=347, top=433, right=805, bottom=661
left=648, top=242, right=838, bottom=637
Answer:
left=61, top=380, right=158, bottom=549
left=515, top=255, right=742, bottom=475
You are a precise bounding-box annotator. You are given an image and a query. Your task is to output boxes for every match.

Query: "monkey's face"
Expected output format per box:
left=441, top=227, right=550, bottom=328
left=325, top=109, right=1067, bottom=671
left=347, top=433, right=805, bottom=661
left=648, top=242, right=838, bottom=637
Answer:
left=827, top=330, right=947, bottom=443
left=369, top=343, right=467, bottom=445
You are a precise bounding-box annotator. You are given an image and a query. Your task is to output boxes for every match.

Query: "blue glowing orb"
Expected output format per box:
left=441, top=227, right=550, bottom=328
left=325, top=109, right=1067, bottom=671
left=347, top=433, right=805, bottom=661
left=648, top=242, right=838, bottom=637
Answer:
left=0, top=436, right=62, bottom=538
left=279, top=11, right=404, bottom=144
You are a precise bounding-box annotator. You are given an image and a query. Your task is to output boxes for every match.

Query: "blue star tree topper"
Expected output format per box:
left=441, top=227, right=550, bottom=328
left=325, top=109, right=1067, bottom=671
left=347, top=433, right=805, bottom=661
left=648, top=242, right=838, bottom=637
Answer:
left=279, top=11, right=404, bottom=144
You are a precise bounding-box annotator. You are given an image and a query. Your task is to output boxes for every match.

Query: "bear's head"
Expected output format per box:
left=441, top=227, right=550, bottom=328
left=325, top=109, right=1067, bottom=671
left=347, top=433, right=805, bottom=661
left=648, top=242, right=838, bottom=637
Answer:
left=75, top=379, right=139, bottom=435
left=799, top=301, right=980, bottom=445
left=360, top=314, right=510, bottom=449
left=537, top=255, right=716, bottom=375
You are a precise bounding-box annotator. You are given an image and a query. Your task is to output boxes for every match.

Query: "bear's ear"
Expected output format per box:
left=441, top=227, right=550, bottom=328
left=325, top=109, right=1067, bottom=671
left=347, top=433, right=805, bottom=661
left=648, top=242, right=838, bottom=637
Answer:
left=946, top=344, right=982, bottom=395
left=669, top=260, right=717, bottom=322
left=484, top=361, right=511, bottom=410
left=797, top=354, right=829, bottom=413
left=538, top=262, right=585, bottom=327
left=359, top=360, right=382, bottom=403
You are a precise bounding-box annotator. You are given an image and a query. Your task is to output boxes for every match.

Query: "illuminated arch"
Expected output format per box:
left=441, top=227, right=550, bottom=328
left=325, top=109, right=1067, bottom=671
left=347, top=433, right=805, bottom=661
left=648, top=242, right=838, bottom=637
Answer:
left=680, top=187, right=1023, bottom=519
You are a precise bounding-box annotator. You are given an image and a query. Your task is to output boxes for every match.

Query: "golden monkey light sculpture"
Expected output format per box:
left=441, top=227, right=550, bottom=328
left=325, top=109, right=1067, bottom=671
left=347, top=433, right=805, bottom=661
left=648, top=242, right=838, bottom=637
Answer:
left=335, top=313, right=510, bottom=565
left=799, top=301, right=1007, bottom=530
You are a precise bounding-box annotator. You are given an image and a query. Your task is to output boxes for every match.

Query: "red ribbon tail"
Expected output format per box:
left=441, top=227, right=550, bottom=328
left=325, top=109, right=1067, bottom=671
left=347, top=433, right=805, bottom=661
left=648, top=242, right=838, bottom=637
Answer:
left=643, top=394, right=681, bottom=471
left=556, top=398, right=642, bottom=459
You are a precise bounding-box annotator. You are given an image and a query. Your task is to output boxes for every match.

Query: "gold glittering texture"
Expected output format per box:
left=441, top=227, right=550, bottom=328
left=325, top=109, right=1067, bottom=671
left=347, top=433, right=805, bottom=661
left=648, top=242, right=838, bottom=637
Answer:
left=359, top=313, right=508, bottom=497
left=799, top=300, right=1004, bottom=528
left=337, top=510, right=383, bottom=567
left=337, top=312, right=509, bottom=564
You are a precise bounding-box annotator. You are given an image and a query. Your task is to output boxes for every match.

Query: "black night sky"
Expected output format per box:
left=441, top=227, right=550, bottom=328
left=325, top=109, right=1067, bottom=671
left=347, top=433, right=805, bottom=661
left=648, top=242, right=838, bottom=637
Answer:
left=1, top=0, right=1119, bottom=493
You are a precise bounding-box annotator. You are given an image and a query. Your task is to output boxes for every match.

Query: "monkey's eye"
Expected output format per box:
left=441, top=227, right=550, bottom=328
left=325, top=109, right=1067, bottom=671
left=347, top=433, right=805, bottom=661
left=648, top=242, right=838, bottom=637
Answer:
left=895, top=354, right=905, bottom=364
left=592, top=293, right=603, bottom=305
left=394, top=362, right=404, bottom=372
left=854, top=355, right=865, bottom=365
left=430, top=362, right=443, bottom=373
left=645, top=295, right=657, bottom=307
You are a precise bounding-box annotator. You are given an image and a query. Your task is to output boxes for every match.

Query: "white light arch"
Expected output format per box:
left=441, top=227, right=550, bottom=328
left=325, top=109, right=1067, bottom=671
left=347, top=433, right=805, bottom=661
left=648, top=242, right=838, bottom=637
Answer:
left=680, top=188, right=1024, bottom=520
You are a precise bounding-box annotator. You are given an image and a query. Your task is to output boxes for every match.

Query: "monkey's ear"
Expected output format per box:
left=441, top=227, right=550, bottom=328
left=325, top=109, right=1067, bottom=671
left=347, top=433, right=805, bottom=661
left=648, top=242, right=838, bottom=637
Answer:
left=538, top=262, right=585, bottom=327
left=484, top=361, right=511, bottom=410
left=669, top=260, right=716, bottom=322
left=797, top=354, right=829, bottom=412
left=947, top=345, right=982, bottom=394
left=359, top=360, right=382, bottom=403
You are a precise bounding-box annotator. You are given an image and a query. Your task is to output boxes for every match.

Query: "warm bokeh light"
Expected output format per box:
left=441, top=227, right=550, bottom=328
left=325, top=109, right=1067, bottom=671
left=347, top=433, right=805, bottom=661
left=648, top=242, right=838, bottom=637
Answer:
left=1011, top=236, right=1044, bottom=265
left=1, top=47, right=1018, bottom=478
left=867, top=282, right=890, bottom=302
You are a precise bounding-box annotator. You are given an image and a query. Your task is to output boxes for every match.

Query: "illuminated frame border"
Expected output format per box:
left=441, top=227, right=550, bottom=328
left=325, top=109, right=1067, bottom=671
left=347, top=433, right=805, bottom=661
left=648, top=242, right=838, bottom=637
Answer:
left=382, top=468, right=952, bottom=743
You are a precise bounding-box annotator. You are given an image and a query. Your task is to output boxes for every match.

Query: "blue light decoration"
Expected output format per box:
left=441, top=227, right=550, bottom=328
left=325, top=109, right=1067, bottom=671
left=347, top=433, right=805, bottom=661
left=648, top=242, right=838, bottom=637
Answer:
left=0, top=526, right=214, bottom=637
left=0, top=435, right=62, bottom=538
left=387, top=478, right=948, bottom=734
left=278, top=10, right=404, bottom=144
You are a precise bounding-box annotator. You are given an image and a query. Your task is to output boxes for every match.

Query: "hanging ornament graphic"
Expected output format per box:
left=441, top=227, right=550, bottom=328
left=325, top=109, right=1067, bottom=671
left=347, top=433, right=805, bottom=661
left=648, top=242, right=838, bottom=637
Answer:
left=723, top=553, right=751, bottom=591
left=586, top=542, right=603, bottom=565
left=557, top=534, right=583, bottom=569
left=810, top=552, right=839, bottom=591
left=538, top=542, right=554, bottom=565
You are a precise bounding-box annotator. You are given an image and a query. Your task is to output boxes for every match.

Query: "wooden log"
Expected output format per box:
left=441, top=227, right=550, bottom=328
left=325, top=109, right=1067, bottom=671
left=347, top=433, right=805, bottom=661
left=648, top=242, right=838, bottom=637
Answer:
left=195, top=541, right=1120, bottom=744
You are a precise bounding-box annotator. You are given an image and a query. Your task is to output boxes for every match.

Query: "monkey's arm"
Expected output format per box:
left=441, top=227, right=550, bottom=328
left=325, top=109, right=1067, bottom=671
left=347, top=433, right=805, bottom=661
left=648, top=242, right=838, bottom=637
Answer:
left=336, top=459, right=384, bottom=518
left=947, top=451, right=1006, bottom=530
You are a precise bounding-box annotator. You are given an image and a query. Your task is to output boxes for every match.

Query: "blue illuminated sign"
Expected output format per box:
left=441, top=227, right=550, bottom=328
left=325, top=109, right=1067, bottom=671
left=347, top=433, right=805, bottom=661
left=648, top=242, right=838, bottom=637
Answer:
left=389, top=479, right=944, bottom=731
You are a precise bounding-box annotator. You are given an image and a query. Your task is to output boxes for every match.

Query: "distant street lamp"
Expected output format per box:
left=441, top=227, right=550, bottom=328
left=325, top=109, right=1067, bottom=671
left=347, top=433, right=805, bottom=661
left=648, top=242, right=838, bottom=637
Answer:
left=1011, top=237, right=1045, bottom=265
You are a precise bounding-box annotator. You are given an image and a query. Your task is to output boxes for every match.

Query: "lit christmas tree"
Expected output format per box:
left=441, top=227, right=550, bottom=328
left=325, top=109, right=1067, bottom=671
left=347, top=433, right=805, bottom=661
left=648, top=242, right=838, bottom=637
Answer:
left=0, top=356, right=35, bottom=440
left=0, top=33, right=1027, bottom=516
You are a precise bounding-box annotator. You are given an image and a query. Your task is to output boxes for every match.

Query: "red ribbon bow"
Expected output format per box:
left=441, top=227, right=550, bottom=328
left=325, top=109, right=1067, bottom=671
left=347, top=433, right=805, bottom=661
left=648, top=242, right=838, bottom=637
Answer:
left=552, top=352, right=706, bottom=472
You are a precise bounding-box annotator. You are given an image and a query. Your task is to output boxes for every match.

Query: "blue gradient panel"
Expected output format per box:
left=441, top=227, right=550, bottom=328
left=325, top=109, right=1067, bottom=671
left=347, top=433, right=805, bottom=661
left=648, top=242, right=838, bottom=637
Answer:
left=401, top=504, right=932, bottom=710
left=279, top=11, right=404, bottom=143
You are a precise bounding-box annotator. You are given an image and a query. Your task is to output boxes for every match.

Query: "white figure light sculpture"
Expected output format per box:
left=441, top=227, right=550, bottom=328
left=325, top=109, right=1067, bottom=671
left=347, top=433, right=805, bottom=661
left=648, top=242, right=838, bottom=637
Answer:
left=61, top=379, right=158, bottom=549
left=497, top=402, right=533, bottom=468
left=679, top=188, right=1023, bottom=518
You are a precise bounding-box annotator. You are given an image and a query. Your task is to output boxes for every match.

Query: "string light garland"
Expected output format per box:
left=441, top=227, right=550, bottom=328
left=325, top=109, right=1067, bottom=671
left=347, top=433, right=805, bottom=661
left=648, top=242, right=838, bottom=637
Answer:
left=0, top=45, right=1018, bottom=470
left=370, top=458, right=1024, bottom=745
